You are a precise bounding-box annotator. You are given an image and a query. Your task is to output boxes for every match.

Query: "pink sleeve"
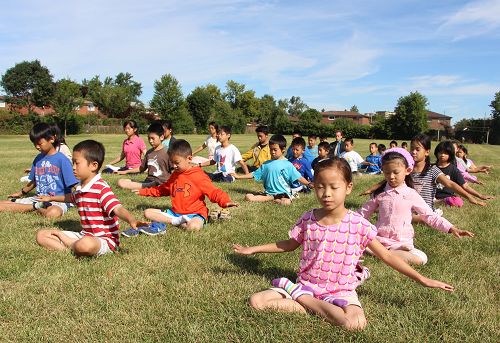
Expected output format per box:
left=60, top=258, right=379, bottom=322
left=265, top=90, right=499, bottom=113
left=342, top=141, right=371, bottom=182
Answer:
left=289, top=211, right=312, bottom=244
left=139, top=137, right=147, bottom=151
left=411, top=190, right=452, bottom=232
left=357, top=197, right=379, bottom=219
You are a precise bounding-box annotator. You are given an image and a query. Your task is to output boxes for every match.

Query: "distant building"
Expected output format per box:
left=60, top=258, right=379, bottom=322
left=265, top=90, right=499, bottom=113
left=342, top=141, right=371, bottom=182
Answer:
left=320, top=110, right=371, bottom=125
left=426, top=110, right=452, bottom=130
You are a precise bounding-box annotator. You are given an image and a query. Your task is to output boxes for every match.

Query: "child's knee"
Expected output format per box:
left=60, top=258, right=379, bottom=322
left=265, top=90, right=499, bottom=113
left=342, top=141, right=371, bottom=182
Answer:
left=244, top=194, right=254, bottom=201
left=35, top=229, right=50, bottom=245
left=117, top=179, right=127, bottom=188
left=248, top=293, right=268, bottom=310
left=41, top=206, right=63, bottom=218
left=144, top=208, right=158, bottom=219
left=72, top=237, right=99, bottom=256
left=185, top=219, right=203, bottom=231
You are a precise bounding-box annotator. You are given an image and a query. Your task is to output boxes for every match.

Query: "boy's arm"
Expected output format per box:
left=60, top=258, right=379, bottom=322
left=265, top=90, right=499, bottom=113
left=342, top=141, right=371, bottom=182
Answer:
left=296, top=177, right=314, bottom=188
left=113, top=205, right=138, bottom=229
left=199, top=175, right=233, bottom=207
left=232, top=172, right=254, bottom=180
left=436, top=174, right=486, bottom=205
left=238, top=160, right=250, bottom=174
left=367, top=239, right=454, bottom=292
left=241, top=144, right=256, bottom=162
left=233, top=238, right=300, bottom=255
left=9, top=181, right=36, bottom=198
left=136, top=182, right=170, bottom=197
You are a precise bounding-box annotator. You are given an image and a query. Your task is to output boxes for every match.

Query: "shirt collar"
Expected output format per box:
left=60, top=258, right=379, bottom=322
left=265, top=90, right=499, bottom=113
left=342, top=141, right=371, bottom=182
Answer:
left=384, top=182, right=411, bottom=195
left=76, top=173, right=101, bottom=193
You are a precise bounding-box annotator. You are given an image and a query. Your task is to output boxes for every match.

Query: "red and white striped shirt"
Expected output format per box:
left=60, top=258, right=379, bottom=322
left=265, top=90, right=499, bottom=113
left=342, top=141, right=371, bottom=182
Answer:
left=71, top=174, right=122, bottom=250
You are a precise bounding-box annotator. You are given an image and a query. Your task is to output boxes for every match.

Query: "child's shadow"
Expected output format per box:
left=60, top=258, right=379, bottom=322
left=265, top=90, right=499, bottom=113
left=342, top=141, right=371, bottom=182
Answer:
left=51, top=219, right=81, bottom=232
left=212, top=253, right=296, bottom=280
left=228, top=187, right=253, bottom=195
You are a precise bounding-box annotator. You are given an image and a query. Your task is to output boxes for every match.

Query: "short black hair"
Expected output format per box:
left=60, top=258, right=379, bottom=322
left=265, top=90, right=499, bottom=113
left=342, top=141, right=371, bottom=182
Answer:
left=344, top=138, right=354, bottom=145
left=318, top=141, right=330, bottom=151
left=269, top=134, right=287, bottom=150
left=378, top=143, right=386, bottom=153
left=291, top=137, right=306, bottom=149
left=390, top=140, right=398, bottom=146
left=123, top=119, right=138, bottom=130
left=29, top=122, right=54, bottom=144
left=255, top=125, right=269, bottom=135
left=162, top=119, right=173, bottom=130
left=148, top=121, right=165, bottom=137
left=73, top=140, right=105, bottom=170
left=401, top=141, right=408, bottom=148
left=168, top=139, right=192, bottom=157
left=219, top=125, right=232, bottom=136
left=308, top=135, right=317, bottom=139
left=292, top=130, right=302, bottom=136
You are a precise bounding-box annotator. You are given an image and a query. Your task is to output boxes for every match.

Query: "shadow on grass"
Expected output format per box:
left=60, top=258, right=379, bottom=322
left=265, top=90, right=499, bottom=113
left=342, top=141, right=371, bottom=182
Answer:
left=216, top=253, right=296, bottom=280
left=51, top=219, right=81, bottom=232
left=228, top=187, right=253, bottom=195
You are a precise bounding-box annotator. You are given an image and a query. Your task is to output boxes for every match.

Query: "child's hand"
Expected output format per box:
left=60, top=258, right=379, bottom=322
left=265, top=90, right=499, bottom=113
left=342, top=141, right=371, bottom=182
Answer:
left=131, top=189, right=140, bottom=194
left=421, top=277, right=454, bottom=292
left=8, top=192, right=22, bottom=199
left=471, top=198, right=486, bottom=206
left=35, top=195, right=52, bottom=202
left=449, top=227, right=474, bottom=238
left=226, top=202, right=239, bottom=208
left=233, top=244, right=254, bottom=255
left=359, top=190, right=372, bottom=196
left=24, top=168, right=31, bottom=174
left=114, top=170, right=127, bottom=175
left=480, top=194, right=495, bottom=200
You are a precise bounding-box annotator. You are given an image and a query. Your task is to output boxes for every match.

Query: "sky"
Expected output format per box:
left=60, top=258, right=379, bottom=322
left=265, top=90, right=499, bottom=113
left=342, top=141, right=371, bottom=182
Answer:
left=1, top=0, right=499, bottom=123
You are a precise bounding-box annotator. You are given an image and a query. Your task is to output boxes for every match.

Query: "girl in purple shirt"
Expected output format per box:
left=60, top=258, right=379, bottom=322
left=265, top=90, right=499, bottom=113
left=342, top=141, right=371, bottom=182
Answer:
left=234, top=157, right=455, bottom=330
left=359, top=148, right=473, bottom=265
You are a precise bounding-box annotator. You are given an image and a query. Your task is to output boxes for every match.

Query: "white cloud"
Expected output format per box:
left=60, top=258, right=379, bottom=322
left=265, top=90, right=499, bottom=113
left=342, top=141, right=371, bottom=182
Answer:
left=439, top=0, right=500, bottom=40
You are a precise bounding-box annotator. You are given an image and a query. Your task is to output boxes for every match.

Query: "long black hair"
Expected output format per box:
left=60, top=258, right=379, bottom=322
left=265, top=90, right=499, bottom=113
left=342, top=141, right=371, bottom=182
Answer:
left=411, top=133, right=432, bottom=174
left=373, top=151, right=414, bottom=196
left=434, top=141, right=456, bottom=165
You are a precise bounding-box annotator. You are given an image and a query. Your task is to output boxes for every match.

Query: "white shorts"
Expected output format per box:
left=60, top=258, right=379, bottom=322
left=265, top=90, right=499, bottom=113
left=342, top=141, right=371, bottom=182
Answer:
left=61, top=231, right=113, bottom=257
left=271, top=287, right=362, bottom=308
left=15, top=196, right=72, bottom=214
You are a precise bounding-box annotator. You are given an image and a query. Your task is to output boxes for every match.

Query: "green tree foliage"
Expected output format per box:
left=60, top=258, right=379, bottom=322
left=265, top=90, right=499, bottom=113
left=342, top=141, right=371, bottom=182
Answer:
left=212, top=100, right=246, bottom=133
left=489, top=91, right=500, bottom=145
left=150, top=74, right=194, bottom=133
left=186, top=84, right=221, bottom=131
left=82, top=73, right=142, bottom=117
left=299, top=108, right=322, bottom=124
left=388, top=91, right=428, bottom=139
left=350, top=105, right=359, bottom=113
left=223, top=80, right=258, bottom=121
left=288, top=96, right=308, bottom=116
left=51, top=79, right=83, bottom=136
left=0, top=60, right=54, bottom=112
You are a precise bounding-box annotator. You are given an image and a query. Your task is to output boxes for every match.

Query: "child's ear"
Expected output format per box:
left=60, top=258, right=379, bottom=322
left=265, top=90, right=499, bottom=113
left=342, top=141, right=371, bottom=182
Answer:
left=90, top=161, right=99, bottom=172
left=406, top=167, right=412, bottom=175
left=346, top=182, right=354, bottom=195
left=187, top=155, right=193, bottom=163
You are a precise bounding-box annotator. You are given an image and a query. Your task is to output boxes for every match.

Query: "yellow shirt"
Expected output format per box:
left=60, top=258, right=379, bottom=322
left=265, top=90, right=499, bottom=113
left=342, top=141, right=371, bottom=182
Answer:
left=241, top=143, right=271, bottom=168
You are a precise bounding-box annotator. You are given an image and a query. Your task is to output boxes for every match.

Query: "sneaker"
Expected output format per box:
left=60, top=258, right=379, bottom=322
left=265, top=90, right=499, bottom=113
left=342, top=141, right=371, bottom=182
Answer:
left=219, top=208, right=232, bottom=220
left=209, top=208, right=221, bottom=223
left=33, top=201, right=51, bottom=210
left=140, top=222, right=167, bottom=236
left=354, top=264, right=370, bottom=285
left=122, top=227, right=141, bottom=238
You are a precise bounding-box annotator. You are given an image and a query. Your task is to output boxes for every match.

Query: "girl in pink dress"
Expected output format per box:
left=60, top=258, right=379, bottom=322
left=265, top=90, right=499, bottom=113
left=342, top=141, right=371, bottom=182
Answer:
left=234, top=157, right=455, bottom=330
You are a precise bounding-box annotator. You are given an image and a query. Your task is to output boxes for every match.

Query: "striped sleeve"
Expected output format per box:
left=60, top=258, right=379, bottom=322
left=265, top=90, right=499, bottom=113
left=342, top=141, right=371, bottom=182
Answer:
left=98, top=183, right=121, bottom=217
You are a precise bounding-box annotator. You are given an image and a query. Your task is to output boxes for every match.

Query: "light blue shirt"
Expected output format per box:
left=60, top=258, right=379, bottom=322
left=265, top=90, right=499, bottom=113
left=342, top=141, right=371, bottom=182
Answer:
left=253, top=159, right=302, bottom=196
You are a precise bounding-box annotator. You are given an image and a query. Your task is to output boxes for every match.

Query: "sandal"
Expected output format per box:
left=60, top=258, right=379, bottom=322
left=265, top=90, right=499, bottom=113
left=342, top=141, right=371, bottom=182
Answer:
left=219, top=208, right=231, bottom=220
left=209, top=208, right=221, bottom=222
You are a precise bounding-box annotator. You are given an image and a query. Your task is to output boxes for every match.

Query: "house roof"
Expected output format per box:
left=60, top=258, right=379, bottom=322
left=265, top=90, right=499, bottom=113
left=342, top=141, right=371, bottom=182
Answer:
left=321, top=110, right=369, bottom=119
left=427, top=110, right=451, bottom=120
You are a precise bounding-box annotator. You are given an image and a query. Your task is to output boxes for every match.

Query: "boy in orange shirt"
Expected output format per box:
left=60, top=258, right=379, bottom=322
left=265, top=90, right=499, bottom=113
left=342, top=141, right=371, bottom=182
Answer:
left=130, top=139, right=238, bottom=235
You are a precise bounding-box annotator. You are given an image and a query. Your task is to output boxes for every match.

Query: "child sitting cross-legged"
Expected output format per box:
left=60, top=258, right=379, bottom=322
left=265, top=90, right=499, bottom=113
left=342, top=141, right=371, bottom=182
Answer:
left=233, top=157, right=455, bottom=331
left=311, top=141, right=330, bottom=170
left=288, top=137, right=314, bottom=193
left=36, top=140, right=139, bottom=257
left=128, top=139, right=239, bottom=236
left=233, top=134, right=313, bottom=206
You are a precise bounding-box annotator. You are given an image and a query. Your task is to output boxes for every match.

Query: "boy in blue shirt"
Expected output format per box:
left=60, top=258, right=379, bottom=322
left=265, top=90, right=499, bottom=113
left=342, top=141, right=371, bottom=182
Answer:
left=311, top=141, right=330, bottom=170
left=233, top=135, right=312, bottom=205
left=2, top=123, right=79, bottom=218
left=361, top=142, right=382, bottom=174
left=306, top=135, right=319, bottom=159
left=288, top=137, right=314, bottom=193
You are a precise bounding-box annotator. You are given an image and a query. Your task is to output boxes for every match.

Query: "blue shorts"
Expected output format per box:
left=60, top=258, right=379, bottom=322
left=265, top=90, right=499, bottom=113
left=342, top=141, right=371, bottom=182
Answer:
left=161, top=209, right=206, bottom=223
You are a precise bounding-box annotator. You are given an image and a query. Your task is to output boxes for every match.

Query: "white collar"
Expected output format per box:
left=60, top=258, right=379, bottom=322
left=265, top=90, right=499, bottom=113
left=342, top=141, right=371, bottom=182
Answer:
left=76, top=173, right=102, bottom=193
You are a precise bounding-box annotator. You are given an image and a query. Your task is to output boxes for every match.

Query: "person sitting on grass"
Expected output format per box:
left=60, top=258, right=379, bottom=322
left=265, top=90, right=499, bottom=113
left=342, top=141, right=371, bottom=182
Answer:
left=340, top=138, right=364, bottom=175
left=198, top=126, right=250, bottom=182
left=129, top=139, right=239, bottom=236
left=389, top=140, right=398, bottom=148
left=240, top=124, right=271, bottom=172
left=161, top=119, right=177, bottom=150
left=1, top=122, right=79, bottom=218
left=288, top=137, right=314, bottom=193
left=233, top=157, right=455, bottom=331
left=286, top=131, right=315, bottom=162
left=116, top=121, right=171, bottom=191
left=192, top=121, right=220, bottom=165
left=456, top=144, right=492, bottom=174
left=233, top=134, right=313, bottom=206
left=306, top=135, right=319, bottom=159
left=36, top=140, right=139, bottom=257
left=360, top=142, right=382, bottom=174
left=311, top=141, right=330, bottom=170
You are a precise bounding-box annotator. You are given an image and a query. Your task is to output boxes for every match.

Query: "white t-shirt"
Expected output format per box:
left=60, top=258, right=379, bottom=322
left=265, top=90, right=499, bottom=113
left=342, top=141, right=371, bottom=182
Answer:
left=205, top=135, right=220, bottom=160
left=214, top=144, right=242, bottom=176
left=341, top=151, right=364, bottom=172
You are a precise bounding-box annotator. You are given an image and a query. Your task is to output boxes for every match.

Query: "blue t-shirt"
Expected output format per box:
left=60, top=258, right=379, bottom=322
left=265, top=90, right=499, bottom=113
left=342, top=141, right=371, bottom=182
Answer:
left=365, top=154, right=382, bottom=173
left=286, top=146, right=315, bottom=163
left=253, top=159, right=302, bottom=196
left=306, top=145, right=318, bottom=159
left=288, top=156, right=314, bottom=188
left=29, top=152, right=79, bottom=196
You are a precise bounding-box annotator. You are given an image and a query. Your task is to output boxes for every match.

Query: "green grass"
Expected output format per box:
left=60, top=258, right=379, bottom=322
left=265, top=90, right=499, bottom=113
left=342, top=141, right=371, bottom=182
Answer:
left=0, top=134, right=499, bottom=342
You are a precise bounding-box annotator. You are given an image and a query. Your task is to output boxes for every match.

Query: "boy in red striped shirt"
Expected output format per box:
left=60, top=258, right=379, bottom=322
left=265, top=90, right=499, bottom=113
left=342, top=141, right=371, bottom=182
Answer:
left=36, top=140, right=138, bottom=257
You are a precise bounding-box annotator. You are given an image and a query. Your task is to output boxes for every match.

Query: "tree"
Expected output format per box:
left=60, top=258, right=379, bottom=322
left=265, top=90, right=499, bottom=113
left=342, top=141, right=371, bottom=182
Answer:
left=223, top=80, right=258, bottom=121
left=388, top=91, right=428, bottom=139
left=51, top=79, right=83, bottom=136
left=350, top=105, right=359, bottom=113
left=257, top=94, right=277, bottom=125
left=186, top=85, right=220, bottom=131
left=0, top=60, right=54, bottom=112
left=299, top=108, right=322, bottom=124
left=150, top=74, right=194, bottom=133
left=288, top=96, right=308, bottom=116
left=489, top=91, right=500, bottom=145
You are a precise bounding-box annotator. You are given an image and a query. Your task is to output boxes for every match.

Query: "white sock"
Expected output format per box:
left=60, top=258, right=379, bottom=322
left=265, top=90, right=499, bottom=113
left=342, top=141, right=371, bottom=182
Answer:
left=170, top=215, right=189, bottom=226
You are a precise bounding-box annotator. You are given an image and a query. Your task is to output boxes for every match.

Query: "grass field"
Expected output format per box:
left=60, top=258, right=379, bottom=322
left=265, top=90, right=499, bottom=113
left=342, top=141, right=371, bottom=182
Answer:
left=0, top=133, right=498, bottom=342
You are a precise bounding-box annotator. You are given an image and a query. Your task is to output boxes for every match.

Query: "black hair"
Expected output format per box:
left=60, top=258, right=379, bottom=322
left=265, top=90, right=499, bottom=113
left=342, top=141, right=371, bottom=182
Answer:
left=319, top=135, right=327, bottom=141
left=168, top=139, right=192, bottom=157
left=390, top=140, right=398, bottom=146
left=255, top=125, right=270, bottom=135
left=308, top=134, right=317, bottom=139
left=292, top=130, right=302, bottom=137
left=147, top=121, right=166, bottom=137
left=162, top=119, right=173, bottom=131
left=291, top=137, right=306, bottom=149
left=344, top=138, right=354, bottom=145
left=219, top=125, right=232, bottom=136
left=401, top=141, right=408, bottom=148
left=373, top=152, right=414, bottom=196
left=411, top=133, right=432, bottom=174
left=208, top=121, right=219, bottom=132
left=457, top=144, right=468, bottom=163
left=378, top=143, right=386, bottom=154
left=434, top=141, right=456, bottom=165
left=49, top=123, right=65, bottom=147
left=318, top=141, right=330, bottom=151
left=370, top=142, right=377, bottom=148
left=73, top=140, right=105, bottom=170
left=314, top=157, right=352, bottom=185
left=269, top=134, right=287, bottom=150
left=29, top=122, right=55, bottom=145
left=123, top=119, right=138, bottom=130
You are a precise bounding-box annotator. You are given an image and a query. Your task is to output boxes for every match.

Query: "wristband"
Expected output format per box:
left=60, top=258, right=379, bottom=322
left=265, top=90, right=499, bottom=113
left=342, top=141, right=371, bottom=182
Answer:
left=21, top=189, right=28, bottom=195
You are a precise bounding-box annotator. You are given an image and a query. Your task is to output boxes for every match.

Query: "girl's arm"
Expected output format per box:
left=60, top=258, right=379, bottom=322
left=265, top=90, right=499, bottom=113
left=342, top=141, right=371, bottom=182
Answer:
left=367, top=239, right=454, bottom=292
left=233, top=238, right=300, bottom=255
left=192, top=143, right=207, bottom=156
left=359, top=179, right=384, bottom=196
left=462, top=183, right=494, bottom=200
left=115, top=166, right=141, bottom=175
left=108, top=151, right=126, bottom=165
left=436, top=174, right=486, bottom=206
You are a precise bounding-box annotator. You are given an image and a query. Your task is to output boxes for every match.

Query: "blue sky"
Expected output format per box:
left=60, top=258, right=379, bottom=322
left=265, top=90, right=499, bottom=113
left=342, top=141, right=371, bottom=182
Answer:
left=1, top=0, right=499, bottom=123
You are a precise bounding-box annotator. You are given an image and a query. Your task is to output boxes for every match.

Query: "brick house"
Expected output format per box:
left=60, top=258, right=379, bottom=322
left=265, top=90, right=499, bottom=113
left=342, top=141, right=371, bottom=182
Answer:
left=320, top=110, right=371, bottom=125
left=426, top=110, right=451, bottom=130
left=0, top=96, right=101, bottom=116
